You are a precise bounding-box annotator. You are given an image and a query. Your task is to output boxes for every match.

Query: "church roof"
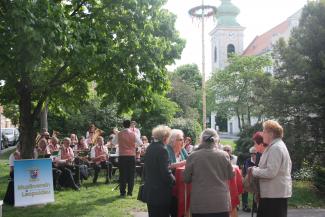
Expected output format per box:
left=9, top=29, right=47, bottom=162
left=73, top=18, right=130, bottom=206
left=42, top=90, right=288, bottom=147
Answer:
left=217, top=0, right=241, bottom=27
left=242, top=20, right=290, bottom=56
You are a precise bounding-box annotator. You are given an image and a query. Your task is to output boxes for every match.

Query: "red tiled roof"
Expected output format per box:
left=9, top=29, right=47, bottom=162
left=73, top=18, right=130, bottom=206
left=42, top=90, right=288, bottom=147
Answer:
left=243, top=20, right=290, bottom=56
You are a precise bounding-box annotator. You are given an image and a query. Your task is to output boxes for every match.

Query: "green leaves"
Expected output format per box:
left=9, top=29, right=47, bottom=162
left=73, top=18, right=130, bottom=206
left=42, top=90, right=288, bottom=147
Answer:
left=207, top=54, right=272, bottom=126
left=0, top=0, right=184, bottom=157
left=267, top=1, right=325, bottom=169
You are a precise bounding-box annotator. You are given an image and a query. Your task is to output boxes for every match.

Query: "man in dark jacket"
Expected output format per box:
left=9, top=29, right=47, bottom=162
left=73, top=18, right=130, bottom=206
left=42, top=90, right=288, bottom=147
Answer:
left=144, top=125, right=175, bottom=217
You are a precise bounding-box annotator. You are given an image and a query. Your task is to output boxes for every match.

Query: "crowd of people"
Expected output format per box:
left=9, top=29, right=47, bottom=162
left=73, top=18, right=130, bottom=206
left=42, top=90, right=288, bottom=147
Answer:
left=144, top=120, right=292, bottom=217
left=4, top=119, right=292, bottom=217
left=4, top=120, right=149, bottom=204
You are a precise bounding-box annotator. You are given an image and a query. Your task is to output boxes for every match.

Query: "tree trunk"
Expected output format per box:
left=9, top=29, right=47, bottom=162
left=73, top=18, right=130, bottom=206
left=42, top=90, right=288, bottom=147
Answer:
left=241, top=113, right=245, bottom=128
left=236, top=108, right=241, bottom=131
left=248, top=106, right=251, bottom=126
left=40, top=99, right=48, bottom=132
left=18, top=88, right=35, bottom=159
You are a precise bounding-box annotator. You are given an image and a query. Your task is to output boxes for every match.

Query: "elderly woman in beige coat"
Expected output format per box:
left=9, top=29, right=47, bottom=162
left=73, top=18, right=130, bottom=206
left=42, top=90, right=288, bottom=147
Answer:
left=183, top=128, right=234, bottom=217
left=250, top=120, right=292, bottom=217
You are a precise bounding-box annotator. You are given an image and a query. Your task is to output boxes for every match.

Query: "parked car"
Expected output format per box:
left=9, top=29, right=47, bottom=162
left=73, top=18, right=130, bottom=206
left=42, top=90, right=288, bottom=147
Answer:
left=1, top=128, right=19, bottom=146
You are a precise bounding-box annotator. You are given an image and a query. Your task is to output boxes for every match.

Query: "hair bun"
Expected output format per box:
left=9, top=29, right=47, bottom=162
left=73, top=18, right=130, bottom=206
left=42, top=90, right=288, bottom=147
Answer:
left=205, top=136, right=214, bottom=143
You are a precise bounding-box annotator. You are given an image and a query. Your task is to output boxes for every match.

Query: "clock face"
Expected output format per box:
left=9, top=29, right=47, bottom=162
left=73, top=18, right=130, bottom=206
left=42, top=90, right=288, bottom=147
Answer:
left=228, top=32, right=235, bottom=38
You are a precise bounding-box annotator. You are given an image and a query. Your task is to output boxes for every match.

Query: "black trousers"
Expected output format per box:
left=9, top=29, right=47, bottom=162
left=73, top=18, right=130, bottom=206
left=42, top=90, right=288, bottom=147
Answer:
left=4, top=171, right=14, bottom=205
left=257, top=198, right=288, bottom=217
left=58, top=166, right=79, bottom=190
left=93, top=161, right=112, bottom=183
left=242, top=191, right=249, bottom=207
left=118, top=156, right=135, bottom=195
left=66, top=165, right=81, bottom=186
left=147, top=203, right=170, bottom=217
left=170, top=196, right=178, bottom=217
left=192, top=212, right=229, bottom=217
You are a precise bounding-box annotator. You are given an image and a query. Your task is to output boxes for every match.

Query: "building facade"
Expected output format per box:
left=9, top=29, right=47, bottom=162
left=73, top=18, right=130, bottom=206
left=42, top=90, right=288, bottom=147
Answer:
left=209, top=1, right=302, bottom=135
left=209, top=0, right=245, bottom=134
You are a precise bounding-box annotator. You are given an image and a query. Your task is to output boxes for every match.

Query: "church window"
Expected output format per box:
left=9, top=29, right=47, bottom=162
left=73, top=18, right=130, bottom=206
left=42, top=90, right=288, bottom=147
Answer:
left=214, top=46, right=217, bottom=63
left=227, top=44, right=235, bottom=57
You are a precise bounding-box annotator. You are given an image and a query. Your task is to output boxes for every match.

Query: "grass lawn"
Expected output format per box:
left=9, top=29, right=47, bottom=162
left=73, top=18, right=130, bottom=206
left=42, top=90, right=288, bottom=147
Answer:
left=0, top=150, right=146, bottom=217
left=220, top=139, right=236, bottom=149
left=1, top=149, right=324, bottom=217
left=289, top=181, right=325, bottom=208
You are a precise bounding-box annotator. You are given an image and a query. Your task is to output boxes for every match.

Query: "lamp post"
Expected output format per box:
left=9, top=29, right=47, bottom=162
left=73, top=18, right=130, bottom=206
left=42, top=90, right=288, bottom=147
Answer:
left=189, top=1, right=217, bottom=129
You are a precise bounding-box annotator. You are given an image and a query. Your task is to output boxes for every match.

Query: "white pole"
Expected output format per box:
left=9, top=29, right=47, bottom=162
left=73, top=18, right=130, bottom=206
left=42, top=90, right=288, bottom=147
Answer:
left=201, top=0, right=206, bottom=129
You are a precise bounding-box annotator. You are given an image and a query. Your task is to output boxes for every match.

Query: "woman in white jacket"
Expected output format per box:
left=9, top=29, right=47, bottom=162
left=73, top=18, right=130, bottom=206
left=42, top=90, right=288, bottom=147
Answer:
left=250, top=120, right=292, bottom=217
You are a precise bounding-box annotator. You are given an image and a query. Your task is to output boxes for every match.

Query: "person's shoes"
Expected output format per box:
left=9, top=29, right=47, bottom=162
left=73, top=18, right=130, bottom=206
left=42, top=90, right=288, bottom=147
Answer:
left=119, top=194, right=126, bottom=198
left=127, top=192, right=132, bottom=197
left=243, top=206, right=251, bottom=212
left=105, top=179, right=110, bottom=184
left=73, top=185, right=80, bottom=191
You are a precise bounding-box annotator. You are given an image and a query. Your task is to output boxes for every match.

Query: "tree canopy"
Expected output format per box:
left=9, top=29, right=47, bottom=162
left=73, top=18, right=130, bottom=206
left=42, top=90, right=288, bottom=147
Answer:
left=207, top=54, right=272, bottom=131
left=267, top=0, right=325, bottom=168
left=0, top=0, right=185, bottom=158
left=168, top=64, right=202, bottom=121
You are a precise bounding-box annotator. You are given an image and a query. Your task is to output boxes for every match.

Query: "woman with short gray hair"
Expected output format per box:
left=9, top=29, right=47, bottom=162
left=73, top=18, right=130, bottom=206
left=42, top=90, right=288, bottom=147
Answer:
left=184, top=128, right=234, bottom=217
left=166, top=129, right=188, bottom=217
left=166, top=129, right=188, bottom=170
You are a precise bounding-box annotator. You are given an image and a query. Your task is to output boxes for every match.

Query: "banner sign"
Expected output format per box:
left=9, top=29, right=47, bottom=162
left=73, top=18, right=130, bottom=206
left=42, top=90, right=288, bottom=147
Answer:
left=14, top=159, right=54, bottom=207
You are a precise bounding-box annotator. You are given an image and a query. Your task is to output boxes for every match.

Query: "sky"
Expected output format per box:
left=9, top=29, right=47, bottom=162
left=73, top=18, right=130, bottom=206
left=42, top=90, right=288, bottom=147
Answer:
left=165, top=0, right=308, bottom=75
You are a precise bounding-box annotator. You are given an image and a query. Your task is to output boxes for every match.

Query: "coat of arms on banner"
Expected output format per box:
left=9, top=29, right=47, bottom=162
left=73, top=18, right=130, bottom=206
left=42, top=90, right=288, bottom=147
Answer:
left=28, top=168, right=40, bottom=181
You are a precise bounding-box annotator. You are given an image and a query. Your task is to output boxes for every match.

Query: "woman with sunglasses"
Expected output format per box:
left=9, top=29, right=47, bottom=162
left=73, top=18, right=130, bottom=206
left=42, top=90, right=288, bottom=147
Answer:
left=166, top=129, right=188, bottom=217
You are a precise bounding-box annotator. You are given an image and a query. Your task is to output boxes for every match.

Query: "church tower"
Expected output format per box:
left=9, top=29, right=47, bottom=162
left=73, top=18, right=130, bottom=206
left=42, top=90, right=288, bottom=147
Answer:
left=210, top=0, right=245, bottom=134
left=210, top=0, right=245, bottom=71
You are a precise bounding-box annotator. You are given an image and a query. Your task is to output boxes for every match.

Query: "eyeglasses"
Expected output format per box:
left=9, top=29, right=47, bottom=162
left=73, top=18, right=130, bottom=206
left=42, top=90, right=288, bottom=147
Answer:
left=224, top=149, right=231, bottom=152
left=176, top=138, right=184, bottom=142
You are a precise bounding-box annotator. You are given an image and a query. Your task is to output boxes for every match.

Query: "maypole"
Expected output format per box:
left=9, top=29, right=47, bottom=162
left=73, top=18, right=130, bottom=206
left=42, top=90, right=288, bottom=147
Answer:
left=189, top=1, right=217, bottom=129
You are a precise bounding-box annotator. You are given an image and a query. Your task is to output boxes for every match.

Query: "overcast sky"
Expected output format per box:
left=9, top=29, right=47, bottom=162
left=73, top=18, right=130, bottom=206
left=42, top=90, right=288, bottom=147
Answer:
left=165, top=0, right=308, bottom=75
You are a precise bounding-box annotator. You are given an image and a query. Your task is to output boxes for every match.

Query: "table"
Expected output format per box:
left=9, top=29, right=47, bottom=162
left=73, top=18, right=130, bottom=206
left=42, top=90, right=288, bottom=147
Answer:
left=174, top=166, right=191, bottom=217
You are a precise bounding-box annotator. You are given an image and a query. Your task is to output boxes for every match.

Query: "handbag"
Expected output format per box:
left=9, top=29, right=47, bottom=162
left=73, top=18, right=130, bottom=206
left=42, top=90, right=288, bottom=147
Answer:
left=137, top=184, right=146, bottom=203
left=243, top=173, right=259, bottom=193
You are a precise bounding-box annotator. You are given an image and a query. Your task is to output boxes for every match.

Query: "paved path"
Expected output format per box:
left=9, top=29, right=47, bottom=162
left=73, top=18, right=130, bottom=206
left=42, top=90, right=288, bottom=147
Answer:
left=219, top=132, right=239, bottom=140
left=133, top=209, right=325, bottom=217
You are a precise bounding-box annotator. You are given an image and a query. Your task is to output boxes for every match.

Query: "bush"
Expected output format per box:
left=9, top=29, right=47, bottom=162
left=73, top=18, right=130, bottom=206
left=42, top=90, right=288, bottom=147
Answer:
left=170, top=118, right=202, bottom=144
left=313, top=166, right=325, bottom=194
left=234, top=123, right=262, bottom=165
left=293, top=161, right=314, bottom=181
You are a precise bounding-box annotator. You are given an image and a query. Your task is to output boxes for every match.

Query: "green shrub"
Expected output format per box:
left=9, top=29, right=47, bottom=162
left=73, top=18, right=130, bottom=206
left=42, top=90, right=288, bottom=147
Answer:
left=234, top=123, right=262, bottom=165
left=170, top=118, right=202, bottom=144
left=293, top=161, right=314, bottom=181
left=313, top=166, right=325, bottom=194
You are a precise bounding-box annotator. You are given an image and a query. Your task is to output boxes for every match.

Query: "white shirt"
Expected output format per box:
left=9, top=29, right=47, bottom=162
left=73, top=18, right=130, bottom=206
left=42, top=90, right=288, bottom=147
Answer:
left=9, top=153, right=15, bottom=167
left=130, top=127, right=141, bottom=138
left=230, top=155, right=238, bottom=165
left=90, top=145, right=108, bottom=158
left=112, top=129, right=143, bottom=146
left=252, top=138, right=292, bottom=198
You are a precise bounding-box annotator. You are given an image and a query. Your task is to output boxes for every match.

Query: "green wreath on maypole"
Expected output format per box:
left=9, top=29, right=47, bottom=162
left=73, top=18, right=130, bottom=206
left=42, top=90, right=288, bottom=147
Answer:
left=188, top=5, right=217, bottom=19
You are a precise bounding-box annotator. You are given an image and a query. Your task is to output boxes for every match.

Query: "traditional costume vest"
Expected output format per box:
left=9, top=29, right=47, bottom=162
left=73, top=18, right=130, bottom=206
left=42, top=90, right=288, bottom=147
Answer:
left=118, top=129, right=136, bottom=156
